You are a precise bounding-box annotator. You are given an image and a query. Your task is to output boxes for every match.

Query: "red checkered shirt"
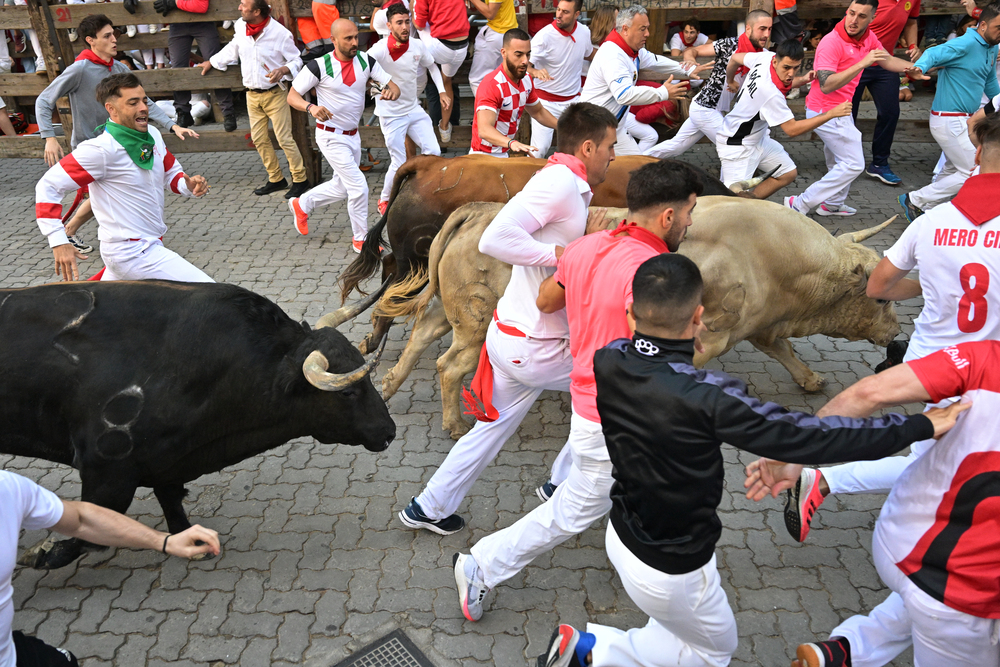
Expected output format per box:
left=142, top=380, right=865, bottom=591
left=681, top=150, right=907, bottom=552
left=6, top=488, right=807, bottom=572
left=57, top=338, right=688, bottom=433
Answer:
left=471, top=65, right=539, bottom=155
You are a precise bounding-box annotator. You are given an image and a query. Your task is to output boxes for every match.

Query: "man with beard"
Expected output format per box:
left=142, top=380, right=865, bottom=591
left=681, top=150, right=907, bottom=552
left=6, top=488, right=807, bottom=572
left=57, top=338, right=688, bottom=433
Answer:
left=470, top=28, right=559, bottom=156
left=35, top=73, right=213, bottom=283
left=368, top=3, right=450, bottom=215
left=450, top=161, right=703, bottom=623
left=286, top=19, right=399, bottom=251
left=899, top=3, right=1000, bottom=220
left=785, top=0, right=920, bottom=217
left=525, top=0, right=594, bottom=158
left=647, top=8, right=772, bottom=159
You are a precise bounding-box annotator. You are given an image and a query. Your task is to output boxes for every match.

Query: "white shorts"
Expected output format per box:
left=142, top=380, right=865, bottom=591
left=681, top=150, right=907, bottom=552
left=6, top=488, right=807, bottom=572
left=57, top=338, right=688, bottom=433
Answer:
left=100, top=238, right=213, bottom=282
left=416, top=29, right=468, bottom=78
left=716, top=135, right=795, bottom=187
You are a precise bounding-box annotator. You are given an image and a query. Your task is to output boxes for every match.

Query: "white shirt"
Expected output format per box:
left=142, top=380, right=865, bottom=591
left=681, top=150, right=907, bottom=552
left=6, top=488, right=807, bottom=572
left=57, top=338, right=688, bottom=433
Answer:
left=669, top=31, right=709, bottom=52
left=530, top=22, right=593, bottom=99
left=368, top=37, right=445, bottom=117
left=36, top=126, right=194, bottom=247
left=1, top=472, right=63, bottom=667
left=291, top=50, right=392, bottom=132
left=580, top=37, right=692, bottom=123
left=716, top=50, right=794, bottom=147
left=479, top=163, right=592, bottom=338
left=208, top=18, right=302, bottom=90
left=884, top=202, right=1000, bottom=362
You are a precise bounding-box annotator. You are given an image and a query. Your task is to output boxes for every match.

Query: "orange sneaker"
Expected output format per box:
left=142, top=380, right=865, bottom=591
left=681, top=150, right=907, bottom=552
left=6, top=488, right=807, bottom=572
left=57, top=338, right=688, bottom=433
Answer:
left=289, top=197, right=308, bottom=235
left=352, top=239, right=365, bottom=253
left=377, top=199, right=389, bottom=216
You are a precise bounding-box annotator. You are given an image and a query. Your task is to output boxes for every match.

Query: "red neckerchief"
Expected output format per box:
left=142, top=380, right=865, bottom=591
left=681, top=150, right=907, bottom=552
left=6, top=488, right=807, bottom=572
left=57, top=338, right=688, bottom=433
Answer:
left=734, top=32, right=761, bottom=77
left=609, top=220, right=670, bottom=254
left=552, top=19, right=576, bottom=41
left=544, top=153, right=589, bottom=190
left=606, top=29, right=637, bottom=59
left=770, top=59, right=793, bottom=95
left=245, top=16, right=269, bottom=38
left=834, top=18, right=870, bottom=47
left=75, top=49, right=114, bottom=72
left=388, top=33, right=409, bottom=60
left=335, top=52, right=357, bottom=86
left=952, top=173, right=1000, bottom=226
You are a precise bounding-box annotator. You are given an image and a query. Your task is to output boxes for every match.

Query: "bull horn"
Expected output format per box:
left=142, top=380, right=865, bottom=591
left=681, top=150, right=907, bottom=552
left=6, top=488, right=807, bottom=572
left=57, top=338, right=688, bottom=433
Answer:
left=316, top=275, right=393, bottom=329
left=729, top=165, right=780, bottom=194
left=302, top=336, right=387, bottom=392
left=835, top=215, right=899, bottom=244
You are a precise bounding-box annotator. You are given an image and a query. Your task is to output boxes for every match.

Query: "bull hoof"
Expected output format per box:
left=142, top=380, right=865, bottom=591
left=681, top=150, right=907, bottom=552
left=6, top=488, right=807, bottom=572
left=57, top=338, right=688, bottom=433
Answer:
left=358, top=336, right=373, bottom=355
left=445, top=419, right=471, bottom=439
left=381, top=373, right=400, bottom=400
left=18, top=538, right=82, bottom=569
left=800, top=375, right=828, bottom=393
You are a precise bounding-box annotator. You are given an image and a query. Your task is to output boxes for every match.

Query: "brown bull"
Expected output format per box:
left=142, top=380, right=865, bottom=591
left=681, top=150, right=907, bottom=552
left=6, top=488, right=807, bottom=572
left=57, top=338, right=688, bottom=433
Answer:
left=338, top=154, right=752, bottom=355
left=380, top=199, right=901, bottom=438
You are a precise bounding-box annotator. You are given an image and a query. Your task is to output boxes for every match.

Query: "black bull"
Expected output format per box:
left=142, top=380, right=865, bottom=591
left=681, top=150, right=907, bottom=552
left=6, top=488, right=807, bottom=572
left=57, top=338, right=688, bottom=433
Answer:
left=0, top=281, right=395, bottom=568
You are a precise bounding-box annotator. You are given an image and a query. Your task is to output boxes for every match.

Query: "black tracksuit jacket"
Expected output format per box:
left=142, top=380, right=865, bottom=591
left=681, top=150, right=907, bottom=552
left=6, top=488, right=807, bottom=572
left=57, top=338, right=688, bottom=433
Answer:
left=593, top=333, right=934, bottom=575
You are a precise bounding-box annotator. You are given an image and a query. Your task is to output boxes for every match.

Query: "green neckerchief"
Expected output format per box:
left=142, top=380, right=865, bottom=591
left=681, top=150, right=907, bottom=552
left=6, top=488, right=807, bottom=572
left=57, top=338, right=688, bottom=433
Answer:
left=97, top=120, right=155, bottom=170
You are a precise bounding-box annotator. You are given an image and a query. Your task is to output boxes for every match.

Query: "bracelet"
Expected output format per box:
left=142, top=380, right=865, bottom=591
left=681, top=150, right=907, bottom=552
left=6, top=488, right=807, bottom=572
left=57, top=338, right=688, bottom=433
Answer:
left=908, top=43, right=917, bottom=49
left=973, top=7, right=982, bottom=17
left=306, top=103, right=314, bottom=114
left=507, top=138, right=514, bottom=149
left=162, top=534, right=169, bottom=554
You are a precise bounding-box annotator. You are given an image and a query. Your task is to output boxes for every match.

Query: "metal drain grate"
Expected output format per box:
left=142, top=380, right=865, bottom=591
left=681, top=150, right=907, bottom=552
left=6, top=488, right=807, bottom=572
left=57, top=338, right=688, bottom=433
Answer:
left=331, top=629, right=435, bottom=667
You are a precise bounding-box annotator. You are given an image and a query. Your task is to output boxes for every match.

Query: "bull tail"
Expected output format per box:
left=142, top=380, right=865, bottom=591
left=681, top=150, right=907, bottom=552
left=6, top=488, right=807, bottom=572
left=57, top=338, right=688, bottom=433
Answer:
left=373, top=267, right=430, bottom=320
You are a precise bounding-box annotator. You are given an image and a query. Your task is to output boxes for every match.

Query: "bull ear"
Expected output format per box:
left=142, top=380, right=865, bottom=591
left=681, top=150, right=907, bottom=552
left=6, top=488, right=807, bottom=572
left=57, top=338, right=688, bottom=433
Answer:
left=301, top=320, right=312, bottom=332
left=849, top=263, right=869, bottom=296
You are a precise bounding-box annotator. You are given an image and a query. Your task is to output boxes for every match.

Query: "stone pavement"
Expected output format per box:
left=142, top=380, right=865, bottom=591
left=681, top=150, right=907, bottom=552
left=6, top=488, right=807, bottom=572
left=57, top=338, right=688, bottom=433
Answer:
left=0, top=101, right=939, bottom=666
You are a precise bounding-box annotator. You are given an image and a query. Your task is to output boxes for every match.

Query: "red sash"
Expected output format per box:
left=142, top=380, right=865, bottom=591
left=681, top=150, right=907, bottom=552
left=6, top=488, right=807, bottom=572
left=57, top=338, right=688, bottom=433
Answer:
left=462, top=311, right=526, bottom=422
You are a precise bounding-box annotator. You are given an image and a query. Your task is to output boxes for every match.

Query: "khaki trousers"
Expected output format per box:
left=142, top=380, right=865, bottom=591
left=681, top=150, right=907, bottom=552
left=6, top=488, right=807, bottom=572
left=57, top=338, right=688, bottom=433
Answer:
left=247, top=87, right=306, bottom=184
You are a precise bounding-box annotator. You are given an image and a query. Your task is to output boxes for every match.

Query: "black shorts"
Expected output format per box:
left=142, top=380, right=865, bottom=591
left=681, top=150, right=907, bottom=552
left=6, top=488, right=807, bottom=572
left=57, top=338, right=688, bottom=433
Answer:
left=12, top=632, right=78, bottom=667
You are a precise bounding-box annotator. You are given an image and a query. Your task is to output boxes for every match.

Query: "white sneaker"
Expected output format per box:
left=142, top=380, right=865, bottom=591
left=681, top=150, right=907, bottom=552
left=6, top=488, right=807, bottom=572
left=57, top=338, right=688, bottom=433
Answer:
left=453, top=553, right=488, bottom=621
left=68, top=28, right=78, bottom=42
left=439, top=122, right=452, bottom=143
left=148, top=24, right=159, bottom=33
left=783, top=196, right=803, bottom=214
left=222, top=20, right=233, bottom=29
left=126, top=25, right=137, bottom=38
left=816, top=203, right=857, bottom=217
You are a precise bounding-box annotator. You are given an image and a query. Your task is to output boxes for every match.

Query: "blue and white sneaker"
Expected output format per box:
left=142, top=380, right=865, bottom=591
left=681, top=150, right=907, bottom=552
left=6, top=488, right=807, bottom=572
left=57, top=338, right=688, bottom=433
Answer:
left=898, top=194, right=924, bottom=224
left=453, top=552, right=489, bottom=621
left=816, top=203, right=857, bottom=216
left=536, top=480, right=558, bottom=502
left=398, top=498, right=465, bottom=535
left=537, top=625, right=596, bottom=667
left=866, top=164, right=902, bottom=186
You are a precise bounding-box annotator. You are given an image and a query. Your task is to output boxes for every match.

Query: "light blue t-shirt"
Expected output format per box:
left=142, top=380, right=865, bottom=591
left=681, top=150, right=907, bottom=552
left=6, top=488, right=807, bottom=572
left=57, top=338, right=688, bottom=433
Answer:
left=915, top=29, right=1000, bottom=114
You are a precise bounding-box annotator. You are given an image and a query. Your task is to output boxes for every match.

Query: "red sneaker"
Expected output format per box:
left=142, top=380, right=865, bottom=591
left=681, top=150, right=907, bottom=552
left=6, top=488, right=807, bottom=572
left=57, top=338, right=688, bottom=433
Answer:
left=288, top=197, right=308, bottom=235
left=784, top=468, right=826, bottom=542
left=377, top=199, right=389, bottom=216
left=352, top=239, right=364, bottom=253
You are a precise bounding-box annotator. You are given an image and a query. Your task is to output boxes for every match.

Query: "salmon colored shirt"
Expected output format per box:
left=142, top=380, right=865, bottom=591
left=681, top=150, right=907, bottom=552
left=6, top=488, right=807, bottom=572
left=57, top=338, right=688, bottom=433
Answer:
left=553, top=224, right=668, bottom=423
left=806, top=26, right=883, bottom=112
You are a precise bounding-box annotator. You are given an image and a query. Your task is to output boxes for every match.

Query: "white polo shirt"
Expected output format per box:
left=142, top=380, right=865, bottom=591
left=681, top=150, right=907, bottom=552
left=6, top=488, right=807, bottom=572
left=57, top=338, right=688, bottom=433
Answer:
left=530, top=21, right=593, bottom=100
left=291, top=50, right=392, bottom=132
left=717, top=50, right=794, bottom=147
left=479, top=161, right=592, bottom=338
left=368, top=37, right=444, bottom=117
left=208, top=18, right=302, bottom=90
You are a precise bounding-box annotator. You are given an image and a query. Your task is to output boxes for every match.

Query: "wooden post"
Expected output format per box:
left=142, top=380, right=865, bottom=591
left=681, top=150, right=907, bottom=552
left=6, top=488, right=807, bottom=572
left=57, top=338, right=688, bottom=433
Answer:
left=24, top=0, right=60, bottom=82
left=748, top=0, right=774, bottom=13
left=647, top=8, right=667, bottom=55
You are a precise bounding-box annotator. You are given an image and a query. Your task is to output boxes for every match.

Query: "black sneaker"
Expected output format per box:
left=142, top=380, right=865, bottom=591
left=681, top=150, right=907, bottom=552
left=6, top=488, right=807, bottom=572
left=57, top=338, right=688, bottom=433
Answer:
left=397, top=497, right=465, bottom=535
left=176, top=109, right=194, bottom=128
left=68, top=235, right=93, bottom=254
left=536, top=480, right=558, bottom=502
left=253, top=178, right=288, bottom=196
left=285, top=180, right=311, bottom=199
left=224, top=113, right=238, bottom=132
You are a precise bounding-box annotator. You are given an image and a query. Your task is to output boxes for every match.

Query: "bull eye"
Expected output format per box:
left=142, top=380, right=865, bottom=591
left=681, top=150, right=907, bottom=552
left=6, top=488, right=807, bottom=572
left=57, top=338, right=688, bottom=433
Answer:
left=340, top=386, right=361, bottom=398
left=876, top=299, right=889, bottom=305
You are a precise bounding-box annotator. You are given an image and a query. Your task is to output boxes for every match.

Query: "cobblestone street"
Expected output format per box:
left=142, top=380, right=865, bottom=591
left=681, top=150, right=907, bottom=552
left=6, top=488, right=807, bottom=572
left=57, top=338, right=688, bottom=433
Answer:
left=0, top=112, right=937, bottom=666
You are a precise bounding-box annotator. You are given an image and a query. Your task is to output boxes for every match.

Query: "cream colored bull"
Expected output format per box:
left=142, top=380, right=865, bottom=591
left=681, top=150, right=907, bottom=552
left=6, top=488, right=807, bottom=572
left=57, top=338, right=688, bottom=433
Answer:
left=379, top=198, right=900, bottom=438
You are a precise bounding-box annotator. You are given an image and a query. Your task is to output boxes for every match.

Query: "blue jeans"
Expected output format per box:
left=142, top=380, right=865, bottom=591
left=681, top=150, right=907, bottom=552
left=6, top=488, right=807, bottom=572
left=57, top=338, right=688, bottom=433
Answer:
left=851, top=65, right=900, bottom=167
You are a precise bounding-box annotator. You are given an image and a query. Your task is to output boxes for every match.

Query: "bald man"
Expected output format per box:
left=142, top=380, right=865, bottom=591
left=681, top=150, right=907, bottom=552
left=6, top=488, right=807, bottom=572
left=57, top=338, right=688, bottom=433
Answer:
left=288, top=18, right=400, bottom=251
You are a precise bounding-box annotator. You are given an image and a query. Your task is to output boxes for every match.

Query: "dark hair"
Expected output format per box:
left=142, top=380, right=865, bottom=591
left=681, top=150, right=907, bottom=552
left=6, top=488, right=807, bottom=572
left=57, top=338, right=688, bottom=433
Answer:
left=503, top=28, right=531, bottom=46
left=682, top=18, right=700, bottom=32
left=556, top=103, right=617, bottom=154
left=556, top=0, right=583, bottom=11
left=975, top=110, right=1000, bottom=150
left=631, top=254, right=704, bottom=332
left=774, top=38, right=805, bottom=62
left=96, top=72, right=143, bottom=104
left=981, top=1, right=1000, bottom=22
left=745, top=8, right=771, bottom=24
left=850, top=0, right=879, bottom=9
left=79, top=14, right=114, bottom=44
left=249, top=0, right=271, bottom=18
left=386, top=2, right=408, bottom=20
left=626, top=161, right=704, bottom=214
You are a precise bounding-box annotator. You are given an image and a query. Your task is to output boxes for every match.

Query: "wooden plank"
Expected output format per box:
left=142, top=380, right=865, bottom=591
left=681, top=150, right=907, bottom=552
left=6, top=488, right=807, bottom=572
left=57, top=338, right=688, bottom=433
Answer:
left=43, top=0, right=241, bottom=30
left=0, top=5, right=32, bottom=30
left=131, top=66, right=244, bottom=94
left=71, top=26, right=232, bottom=54
left=0, top=135, right=69, bottom=159
left=799, top=0, right=963, bottom=17
left=528, top=0, right=964, bottom=15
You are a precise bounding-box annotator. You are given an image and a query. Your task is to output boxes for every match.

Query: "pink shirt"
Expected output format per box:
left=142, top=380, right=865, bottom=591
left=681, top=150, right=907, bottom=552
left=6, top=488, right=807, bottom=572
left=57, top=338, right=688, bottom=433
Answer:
left=553, top=225, right=668, bottom=422
left=805, top=28, right=883, bottom=112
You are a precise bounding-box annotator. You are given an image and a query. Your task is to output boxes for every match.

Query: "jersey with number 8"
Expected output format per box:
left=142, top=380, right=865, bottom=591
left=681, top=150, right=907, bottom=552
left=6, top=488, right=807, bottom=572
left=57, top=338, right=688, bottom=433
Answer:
left=885, top=201, right=1000, bottom=363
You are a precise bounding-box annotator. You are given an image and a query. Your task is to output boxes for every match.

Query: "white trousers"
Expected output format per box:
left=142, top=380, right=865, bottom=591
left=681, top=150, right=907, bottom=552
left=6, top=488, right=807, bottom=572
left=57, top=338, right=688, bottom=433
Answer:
left=529, top=97, right=577, bottom=159
left=795, top=110, right=864, bottom=212
left=588, top=524, right=738, bottom=667
left=416, top=29, right=467, bottom=78
left=717, top=135, right=795, bottom=187
left=614, top=120, right=642, bottom=156
left=301, top=131, right=368, bottom=241
left=416, top=321, right=574, bottom=520
left=646, top=100, right=723, bottom=159
left=468, top=26, right=503, bottom=99
left=378, top=107, right=441, bottom=202
left=137, top=24, right=166, bottom=67
left=835, top=531, right=1000, bottom=667
left=624, top=113, right=658, bottom=154
left=471, top=409, right=613, bottom=588
left=100, top=239, right=213, bottom=282
left=910, top=114, right=976, bottom=211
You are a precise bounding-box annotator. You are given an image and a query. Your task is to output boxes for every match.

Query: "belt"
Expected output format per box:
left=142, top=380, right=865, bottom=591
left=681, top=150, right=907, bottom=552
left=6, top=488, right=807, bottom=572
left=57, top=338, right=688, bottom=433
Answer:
left=493, top=310, right=526, bottom=337
left=318, top=125, right=358, bottom=135
left=931, top=110, right=973, bottom=117
left=439, top=37, right=469, bottom=50
left=126, top=236, right=163, bottom=242
left=247, top=86, right=277, bottom=94
left=535, top=90, right=579, bottom=103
